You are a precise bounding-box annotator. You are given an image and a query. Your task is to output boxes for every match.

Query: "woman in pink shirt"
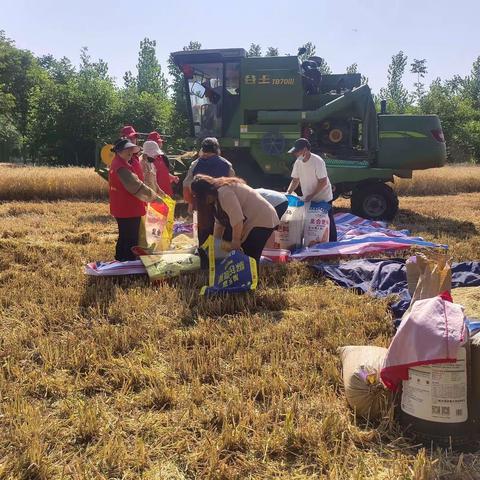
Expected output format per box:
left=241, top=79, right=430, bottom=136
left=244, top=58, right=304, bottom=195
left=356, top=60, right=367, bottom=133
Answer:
left=191, top=175, right=279, bottom=265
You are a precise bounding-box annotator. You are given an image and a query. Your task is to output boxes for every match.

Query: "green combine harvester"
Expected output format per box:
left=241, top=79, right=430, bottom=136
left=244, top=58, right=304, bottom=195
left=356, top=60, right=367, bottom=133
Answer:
left=171, top=48, right=447, bottom=220
left=96, top=47, right=447, bottom=220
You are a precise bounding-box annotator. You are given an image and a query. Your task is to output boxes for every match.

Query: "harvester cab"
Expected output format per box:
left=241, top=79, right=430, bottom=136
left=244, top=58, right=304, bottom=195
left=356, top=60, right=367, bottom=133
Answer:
left=172, top=48, right=447, bottom=220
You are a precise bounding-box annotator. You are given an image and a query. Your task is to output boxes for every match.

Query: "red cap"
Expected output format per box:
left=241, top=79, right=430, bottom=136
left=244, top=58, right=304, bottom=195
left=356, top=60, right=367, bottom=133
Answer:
left=120, top=125, right=137, bottom=138
left=147, top=131, right=164, bottom=145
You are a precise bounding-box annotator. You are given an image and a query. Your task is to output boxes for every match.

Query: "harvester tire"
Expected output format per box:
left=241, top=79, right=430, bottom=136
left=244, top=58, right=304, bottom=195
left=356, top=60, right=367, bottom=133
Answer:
left=351, top=183, right=398, bottom=221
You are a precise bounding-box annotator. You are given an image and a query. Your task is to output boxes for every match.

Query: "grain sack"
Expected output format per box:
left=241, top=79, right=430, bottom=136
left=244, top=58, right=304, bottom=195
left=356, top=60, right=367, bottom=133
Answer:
left=339, top=345, right=391, bottom=419
left=170, top=234, right=197, bottom=252
left=144, top=198, right=176, bottom=251
left=407, top=252, right=451, bottom=303
left=303, top=201, right=330, bottom=247
left=278, top=195, right=305, bottom=251
left=140, top=253, right=200, bottom=280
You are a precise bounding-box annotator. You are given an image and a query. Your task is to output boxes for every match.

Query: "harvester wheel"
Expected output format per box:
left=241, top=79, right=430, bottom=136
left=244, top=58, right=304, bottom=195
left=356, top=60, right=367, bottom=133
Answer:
left=351, top=183, right=399, bottom=221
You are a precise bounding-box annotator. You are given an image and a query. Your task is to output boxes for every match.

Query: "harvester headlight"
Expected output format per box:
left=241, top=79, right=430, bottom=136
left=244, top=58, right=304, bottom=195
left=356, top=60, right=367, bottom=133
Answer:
left=329, top=129, right=344, bottom=143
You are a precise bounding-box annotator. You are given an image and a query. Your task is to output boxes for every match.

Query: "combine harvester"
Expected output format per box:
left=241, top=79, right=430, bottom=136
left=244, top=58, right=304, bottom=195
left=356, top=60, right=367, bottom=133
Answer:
left=97, top=48, right=447, bottom=220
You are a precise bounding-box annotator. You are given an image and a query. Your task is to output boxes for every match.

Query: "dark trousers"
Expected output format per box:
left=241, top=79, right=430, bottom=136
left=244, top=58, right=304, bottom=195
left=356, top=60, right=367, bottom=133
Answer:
left=328, top=203, right=337, bottom=242
left=198, top=225, right=232, bottom=269
left=115, top=217, right=141, bottom=261
left=198, top=227, right=213, bottom=269
left=242, top=227, right=275, bottom=264
left=199, top=225, right=273, bottom=267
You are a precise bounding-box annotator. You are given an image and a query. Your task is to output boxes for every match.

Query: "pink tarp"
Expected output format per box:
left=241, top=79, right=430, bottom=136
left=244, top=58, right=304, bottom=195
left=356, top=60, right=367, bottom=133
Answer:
left=85, top=260, right=146, bottom=276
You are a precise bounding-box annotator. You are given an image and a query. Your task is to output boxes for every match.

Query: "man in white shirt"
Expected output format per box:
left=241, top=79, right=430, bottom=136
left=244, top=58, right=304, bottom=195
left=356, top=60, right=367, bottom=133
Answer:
left=286, top=138, right=337, bottom=241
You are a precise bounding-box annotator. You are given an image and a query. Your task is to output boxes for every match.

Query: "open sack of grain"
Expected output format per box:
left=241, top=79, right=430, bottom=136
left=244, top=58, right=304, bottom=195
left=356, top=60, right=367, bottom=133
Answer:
left=338, top=345, right=391, bottom=420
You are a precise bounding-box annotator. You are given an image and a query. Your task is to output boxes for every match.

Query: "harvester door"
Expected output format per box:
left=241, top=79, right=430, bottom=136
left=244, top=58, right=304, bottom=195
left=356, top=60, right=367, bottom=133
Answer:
left=187, top=63, right=224, bottom=137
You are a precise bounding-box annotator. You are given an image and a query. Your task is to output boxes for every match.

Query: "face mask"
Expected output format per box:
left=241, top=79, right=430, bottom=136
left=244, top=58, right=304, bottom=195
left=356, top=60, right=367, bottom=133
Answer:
left=297, top=155, right=304, bottom=162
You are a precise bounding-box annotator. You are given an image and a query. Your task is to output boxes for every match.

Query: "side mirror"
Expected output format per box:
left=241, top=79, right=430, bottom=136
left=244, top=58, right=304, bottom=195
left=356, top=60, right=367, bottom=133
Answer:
left=191, top=81, right=206, bottom=98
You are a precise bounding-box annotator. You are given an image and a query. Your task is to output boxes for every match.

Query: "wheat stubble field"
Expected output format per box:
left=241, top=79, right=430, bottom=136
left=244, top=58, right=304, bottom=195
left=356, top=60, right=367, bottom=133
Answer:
left=0, top=165, right=480, bottom=479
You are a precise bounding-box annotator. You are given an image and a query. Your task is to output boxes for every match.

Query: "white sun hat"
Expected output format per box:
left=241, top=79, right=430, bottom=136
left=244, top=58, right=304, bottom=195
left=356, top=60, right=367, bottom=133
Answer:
left=142, top=140, right=163, bottom=157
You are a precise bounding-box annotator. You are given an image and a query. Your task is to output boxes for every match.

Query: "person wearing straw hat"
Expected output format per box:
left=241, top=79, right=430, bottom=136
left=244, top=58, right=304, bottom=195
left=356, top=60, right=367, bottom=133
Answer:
left=109, top=138, right=164, bottom=261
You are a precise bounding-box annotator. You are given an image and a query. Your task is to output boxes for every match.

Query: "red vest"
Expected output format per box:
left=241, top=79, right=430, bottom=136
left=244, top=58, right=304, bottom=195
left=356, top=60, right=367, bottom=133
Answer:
left=109, top=154, right=146, bottom=218
left=153, top=155, right=173, bottom=196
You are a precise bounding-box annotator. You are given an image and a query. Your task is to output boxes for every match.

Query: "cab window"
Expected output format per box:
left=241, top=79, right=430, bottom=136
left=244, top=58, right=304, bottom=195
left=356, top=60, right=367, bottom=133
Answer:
left=187, top=63, right=223, bottom=137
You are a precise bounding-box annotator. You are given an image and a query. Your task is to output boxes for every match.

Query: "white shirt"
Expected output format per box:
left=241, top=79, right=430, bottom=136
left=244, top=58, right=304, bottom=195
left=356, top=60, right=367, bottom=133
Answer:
left=291, top=152, right=333, bottom=202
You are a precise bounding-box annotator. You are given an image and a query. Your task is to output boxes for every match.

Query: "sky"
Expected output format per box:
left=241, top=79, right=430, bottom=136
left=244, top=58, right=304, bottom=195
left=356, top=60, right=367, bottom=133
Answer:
left=1, top=0, right=479, bottom=93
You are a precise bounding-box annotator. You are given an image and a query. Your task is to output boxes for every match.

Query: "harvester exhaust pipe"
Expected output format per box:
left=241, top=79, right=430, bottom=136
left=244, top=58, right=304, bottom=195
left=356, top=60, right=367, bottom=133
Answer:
left=380, top=100, right=387, bottom=114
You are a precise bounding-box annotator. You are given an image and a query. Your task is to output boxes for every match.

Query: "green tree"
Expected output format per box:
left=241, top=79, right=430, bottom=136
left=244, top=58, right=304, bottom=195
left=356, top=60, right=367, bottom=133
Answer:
left=28, top=49, right=120, bottom=165
left=379, top=51, right=409, bottom=113
left=247, top=44, right=262, bottom=57
left=0, top=30, right=42, bottom=155
left=265, top=47, right=279, bottom=57
left=410, top=58, right=428, bottom=103
left=298, top=41, right=315, bottom=63
left=0, top=88, right=21, bottom=157
left=119, top=90, right=170, bottom=136
left=114, top=38, right=172, bottom=147
left=444, top=74, right=465, bottom=94
left=420, top=77, right=480, bottom=163
left=123, top=70, right=136, bottom=90
left=464, top=56, right=480, bottom=108
left=79, top=47, right=109, bottom=80
left=136, top=38, right=168, bottom=97
left=345, top=62, right=368, bottom=84
left=346, top=63, right=358, bottom=74
left=38, top=55, right=75, bottom=84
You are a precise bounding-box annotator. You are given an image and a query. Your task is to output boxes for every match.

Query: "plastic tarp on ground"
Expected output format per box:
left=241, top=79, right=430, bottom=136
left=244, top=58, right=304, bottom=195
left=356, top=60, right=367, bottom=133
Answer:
left=85, top=260, right=146, bottom=276
left=85, top=214, right=446, bottom=274
left=312, top=258, right=480, bottom=318
left=85, top=221, right=197, bottom=277
left=288, top=213, right=445, bottom=260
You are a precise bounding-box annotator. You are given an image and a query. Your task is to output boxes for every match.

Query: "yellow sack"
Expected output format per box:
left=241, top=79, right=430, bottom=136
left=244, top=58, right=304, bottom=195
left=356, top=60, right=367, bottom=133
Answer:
left=138, top=196, right=176, bottom=251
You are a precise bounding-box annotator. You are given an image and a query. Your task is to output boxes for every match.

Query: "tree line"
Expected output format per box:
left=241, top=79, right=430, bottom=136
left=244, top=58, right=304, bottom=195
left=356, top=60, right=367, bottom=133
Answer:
left=0, top=31, right=479, bottom=166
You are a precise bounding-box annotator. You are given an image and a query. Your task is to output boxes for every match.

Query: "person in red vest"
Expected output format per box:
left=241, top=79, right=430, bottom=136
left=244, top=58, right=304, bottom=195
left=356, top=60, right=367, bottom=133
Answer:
left=120, top=125, right=142, bottom=179
left=109, top=138, right=164, bottom=261
left=121, top=125, right=138, bottom=144
left=146, top=131, right=179, bottom=196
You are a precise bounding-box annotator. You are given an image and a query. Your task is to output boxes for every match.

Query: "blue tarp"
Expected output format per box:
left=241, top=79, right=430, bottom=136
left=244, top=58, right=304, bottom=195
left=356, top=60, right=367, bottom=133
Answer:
left=312, top=259, right=480, bottom=318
